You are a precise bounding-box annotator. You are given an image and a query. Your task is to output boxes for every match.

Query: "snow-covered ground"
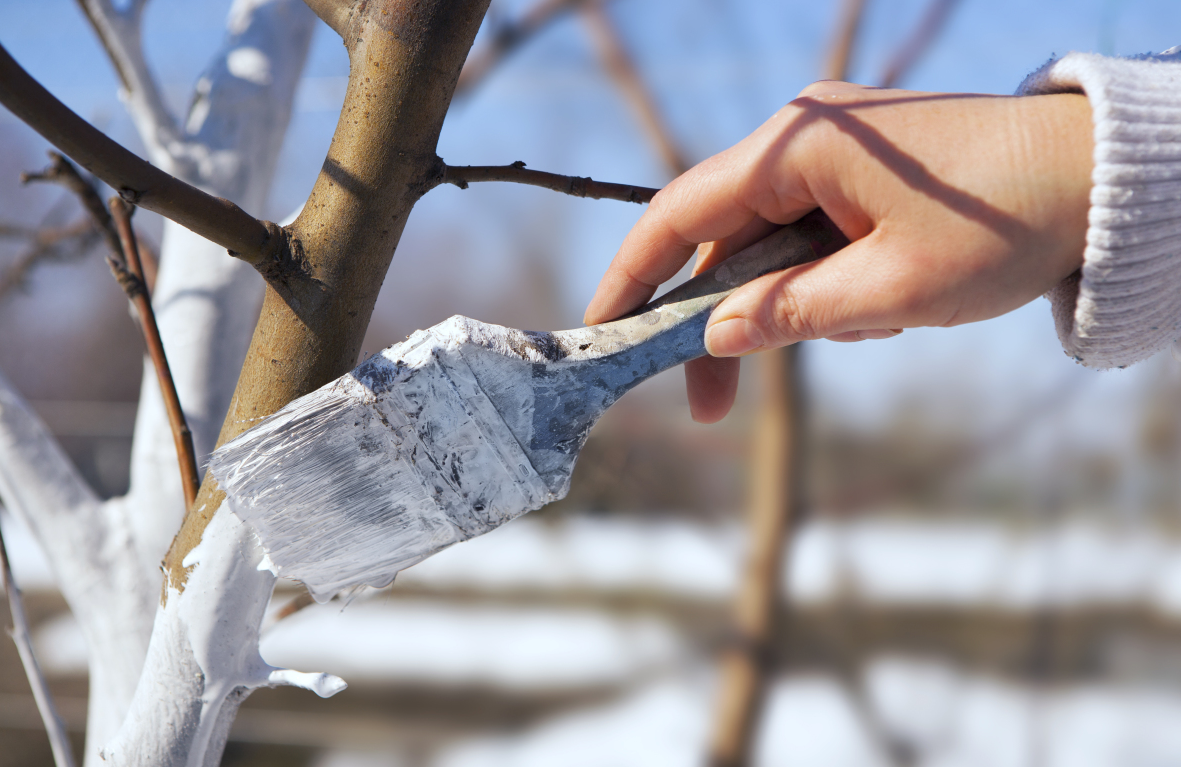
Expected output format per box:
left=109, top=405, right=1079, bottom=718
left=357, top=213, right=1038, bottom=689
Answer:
left=314, top=661, right=1181, bottom=767
left=363, top=513, right=1181, bottom=612
left=13, top=509, right=1181, bottom=612
left=13, top=508, right=1181, bottom=765
left=15, top=508, right=1181, bottom=679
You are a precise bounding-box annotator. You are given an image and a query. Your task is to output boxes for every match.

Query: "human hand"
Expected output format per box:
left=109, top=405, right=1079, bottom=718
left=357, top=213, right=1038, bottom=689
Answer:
left=584, top=82, right=1094, bottom=423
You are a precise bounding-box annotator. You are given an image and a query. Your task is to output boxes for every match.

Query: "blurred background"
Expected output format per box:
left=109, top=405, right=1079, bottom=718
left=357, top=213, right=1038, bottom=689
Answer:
left=5, top=0, right=1181, bottom=764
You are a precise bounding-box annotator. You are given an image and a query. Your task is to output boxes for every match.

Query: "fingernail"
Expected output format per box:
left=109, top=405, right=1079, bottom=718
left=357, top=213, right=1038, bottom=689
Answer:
left=706, top=318, right=764, bottom=357
left=855, top=328, right=903, bottom=340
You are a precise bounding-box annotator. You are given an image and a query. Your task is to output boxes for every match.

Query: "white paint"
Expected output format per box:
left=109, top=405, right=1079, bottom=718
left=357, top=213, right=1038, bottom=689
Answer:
left=211, top=318, right=555, bottom=602
left=226, top=47, right=272, bottom=85
left=175, top=509, right=344, bottom=766
left=102, top=508, right=343, bottom=767
left=0, top=373, right=154, bottom=756
left=0, top=2, right=317, bottom=765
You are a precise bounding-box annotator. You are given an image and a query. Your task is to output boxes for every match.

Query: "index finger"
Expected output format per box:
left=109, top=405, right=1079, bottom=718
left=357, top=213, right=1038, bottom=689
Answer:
left=583, top=114, right=817, bottom=325
left=582, top=155, right=752, bottom=325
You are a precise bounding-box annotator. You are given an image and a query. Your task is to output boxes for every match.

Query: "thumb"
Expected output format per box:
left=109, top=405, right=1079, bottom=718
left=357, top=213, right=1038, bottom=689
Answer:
left=703, top=229, right=950, bottom=355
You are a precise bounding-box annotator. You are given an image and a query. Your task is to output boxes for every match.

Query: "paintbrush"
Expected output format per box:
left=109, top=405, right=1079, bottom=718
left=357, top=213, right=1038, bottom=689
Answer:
left=208, top=210, right=849, bottom=601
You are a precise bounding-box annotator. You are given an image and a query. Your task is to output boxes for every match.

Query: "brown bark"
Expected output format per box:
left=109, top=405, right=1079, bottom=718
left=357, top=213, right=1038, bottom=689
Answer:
left=440, top=161, right=657, bottom=203
left=164, top=0, right=494, bottom=589
left=581, top=4, right=690, bottom=176
left=456, top=0, right=592, bottom=96
left=707, top=346, right=803, bottom=767
left=108, top=198, right=201, bottom=511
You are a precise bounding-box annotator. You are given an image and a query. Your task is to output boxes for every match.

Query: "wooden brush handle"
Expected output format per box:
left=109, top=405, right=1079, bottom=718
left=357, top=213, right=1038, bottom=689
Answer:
left=557, top=209, right=850, bottom=377
left=547, top=208, right=850, bottom=413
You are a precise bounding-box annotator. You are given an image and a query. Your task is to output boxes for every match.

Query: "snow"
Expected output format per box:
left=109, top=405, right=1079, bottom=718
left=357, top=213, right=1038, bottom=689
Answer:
left=399, top=514, right=1181, bottom=614
left=432, top=666, right=1181, bottom=767
left=260, top=600, right=684, bottom=690
left=20, top=503, right=1181, bottom=765
left=397, top=515, right=742, bottom=598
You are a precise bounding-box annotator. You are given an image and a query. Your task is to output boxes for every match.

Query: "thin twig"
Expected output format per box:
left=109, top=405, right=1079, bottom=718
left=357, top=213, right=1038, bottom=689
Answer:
left=23, top=152, right=122, bottom=256
left=0, top=221, right=96, bottom=300
left=440, top=161, right=657, bottom=203
left=0, top=520, right=78, bottom=767
left=23, top=152, right=159, bottom=290
left=108, top=198, right=200, bottom=510
left=456, top=0, right=594, bottom=95
left=878, top=0, right=961, bottom=88
left=0, top=224, right=38, bottom=238
left=823, top=0, right=867, bottom=81
left=136, top=234, right=159, bottom=292
left=73, top=0, right=178, bottom=142
left=0, top=43, right=274, bottom=264
left=580, top=4, right=690, bottom=175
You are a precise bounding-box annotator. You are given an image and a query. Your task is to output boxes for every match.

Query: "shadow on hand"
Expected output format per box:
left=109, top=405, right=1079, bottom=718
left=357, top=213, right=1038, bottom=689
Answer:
left=779, top=93, right=1035, bottom=245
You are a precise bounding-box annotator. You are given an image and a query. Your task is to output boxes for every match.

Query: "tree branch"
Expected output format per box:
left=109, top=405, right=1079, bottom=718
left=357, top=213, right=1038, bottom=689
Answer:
left=580, top=4, right=690, bottom=175
left=707, top=348, right=803, bottom=767
left=823, top=0, right=867, bottom=81
left=301, top=0, right=352, bottom=37
left=0, top=370, right=153, bottom=761
left=440, top=161, right=657, bottom=203
left=456, top=0, right=594, bottom=96
left=0, top=224, right=38, bottom=238
left=0, top=520, right=77, bottom=767
left=22, top=152, right=123, bottom=257
left=108, top=198, right=200, bottom=511
left=878, top=0, right=961, bottom=88
left=108, top=4, right=495, bottom=762
left=0, top=43, right=277, bottom=265
left=73, top=0, right=180, bottom=161
left=0, top=221, right=96, bottom=300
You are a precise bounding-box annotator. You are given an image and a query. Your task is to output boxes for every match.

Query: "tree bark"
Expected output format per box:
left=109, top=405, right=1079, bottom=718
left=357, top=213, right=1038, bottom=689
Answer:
left=104, top=2, right=494, bottom=763
left=707, top=346, right=804, bottom=767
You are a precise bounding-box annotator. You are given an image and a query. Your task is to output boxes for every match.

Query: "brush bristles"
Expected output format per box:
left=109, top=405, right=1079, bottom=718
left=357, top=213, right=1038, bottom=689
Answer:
left=209, top=323, right=554, bottom=602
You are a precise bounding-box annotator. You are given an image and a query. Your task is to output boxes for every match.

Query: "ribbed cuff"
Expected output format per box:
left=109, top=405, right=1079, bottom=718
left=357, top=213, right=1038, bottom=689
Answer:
left=1017, top=48, right=1181, bottom=368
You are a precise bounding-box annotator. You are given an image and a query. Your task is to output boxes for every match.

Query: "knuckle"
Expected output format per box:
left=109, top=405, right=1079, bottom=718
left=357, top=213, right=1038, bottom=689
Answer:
left=763, top=288, right=819, bottom=344
left=794, top=80, right=836, bottom=100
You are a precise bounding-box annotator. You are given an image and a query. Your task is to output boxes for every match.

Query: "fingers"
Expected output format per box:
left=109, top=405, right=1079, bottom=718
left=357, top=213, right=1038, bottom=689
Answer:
left=585, top=100, right=832, bottom=325
left=685, top=356, right=740, bottom=423
left=584, top=161, right=760, bottom=324
left=692, top=216, right=784, bottom=277
left=704, top=230, right=956, bottom=355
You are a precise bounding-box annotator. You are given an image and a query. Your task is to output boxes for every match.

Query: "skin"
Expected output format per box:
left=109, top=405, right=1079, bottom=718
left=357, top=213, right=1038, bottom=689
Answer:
left=584, top=81, right=1095, bottom=423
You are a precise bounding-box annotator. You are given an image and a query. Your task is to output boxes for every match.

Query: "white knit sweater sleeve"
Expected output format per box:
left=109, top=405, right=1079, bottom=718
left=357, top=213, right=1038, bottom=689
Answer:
left=1017, top=47, right=1181, bottom=368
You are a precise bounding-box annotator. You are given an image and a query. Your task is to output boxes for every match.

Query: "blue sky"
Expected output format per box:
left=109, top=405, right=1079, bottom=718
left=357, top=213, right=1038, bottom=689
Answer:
left=2, top=0, right=1181, bottom=453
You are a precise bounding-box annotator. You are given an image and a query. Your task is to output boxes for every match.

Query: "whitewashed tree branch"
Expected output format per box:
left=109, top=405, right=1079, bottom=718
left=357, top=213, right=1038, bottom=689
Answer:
left=0, top=1, right=316, bottom=764
left=122, top=0, right=316, bottom=592
left=75, top=0, right=181, bottom=169
left=107, top=0, right=491, bottom=760
left=104, top=6, right=317, bottom=762
left=0, top=517, right=77, bottom=767
left=100, top=510, right=345, bottom=766
left=0, top=372, right=154, bottom=762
